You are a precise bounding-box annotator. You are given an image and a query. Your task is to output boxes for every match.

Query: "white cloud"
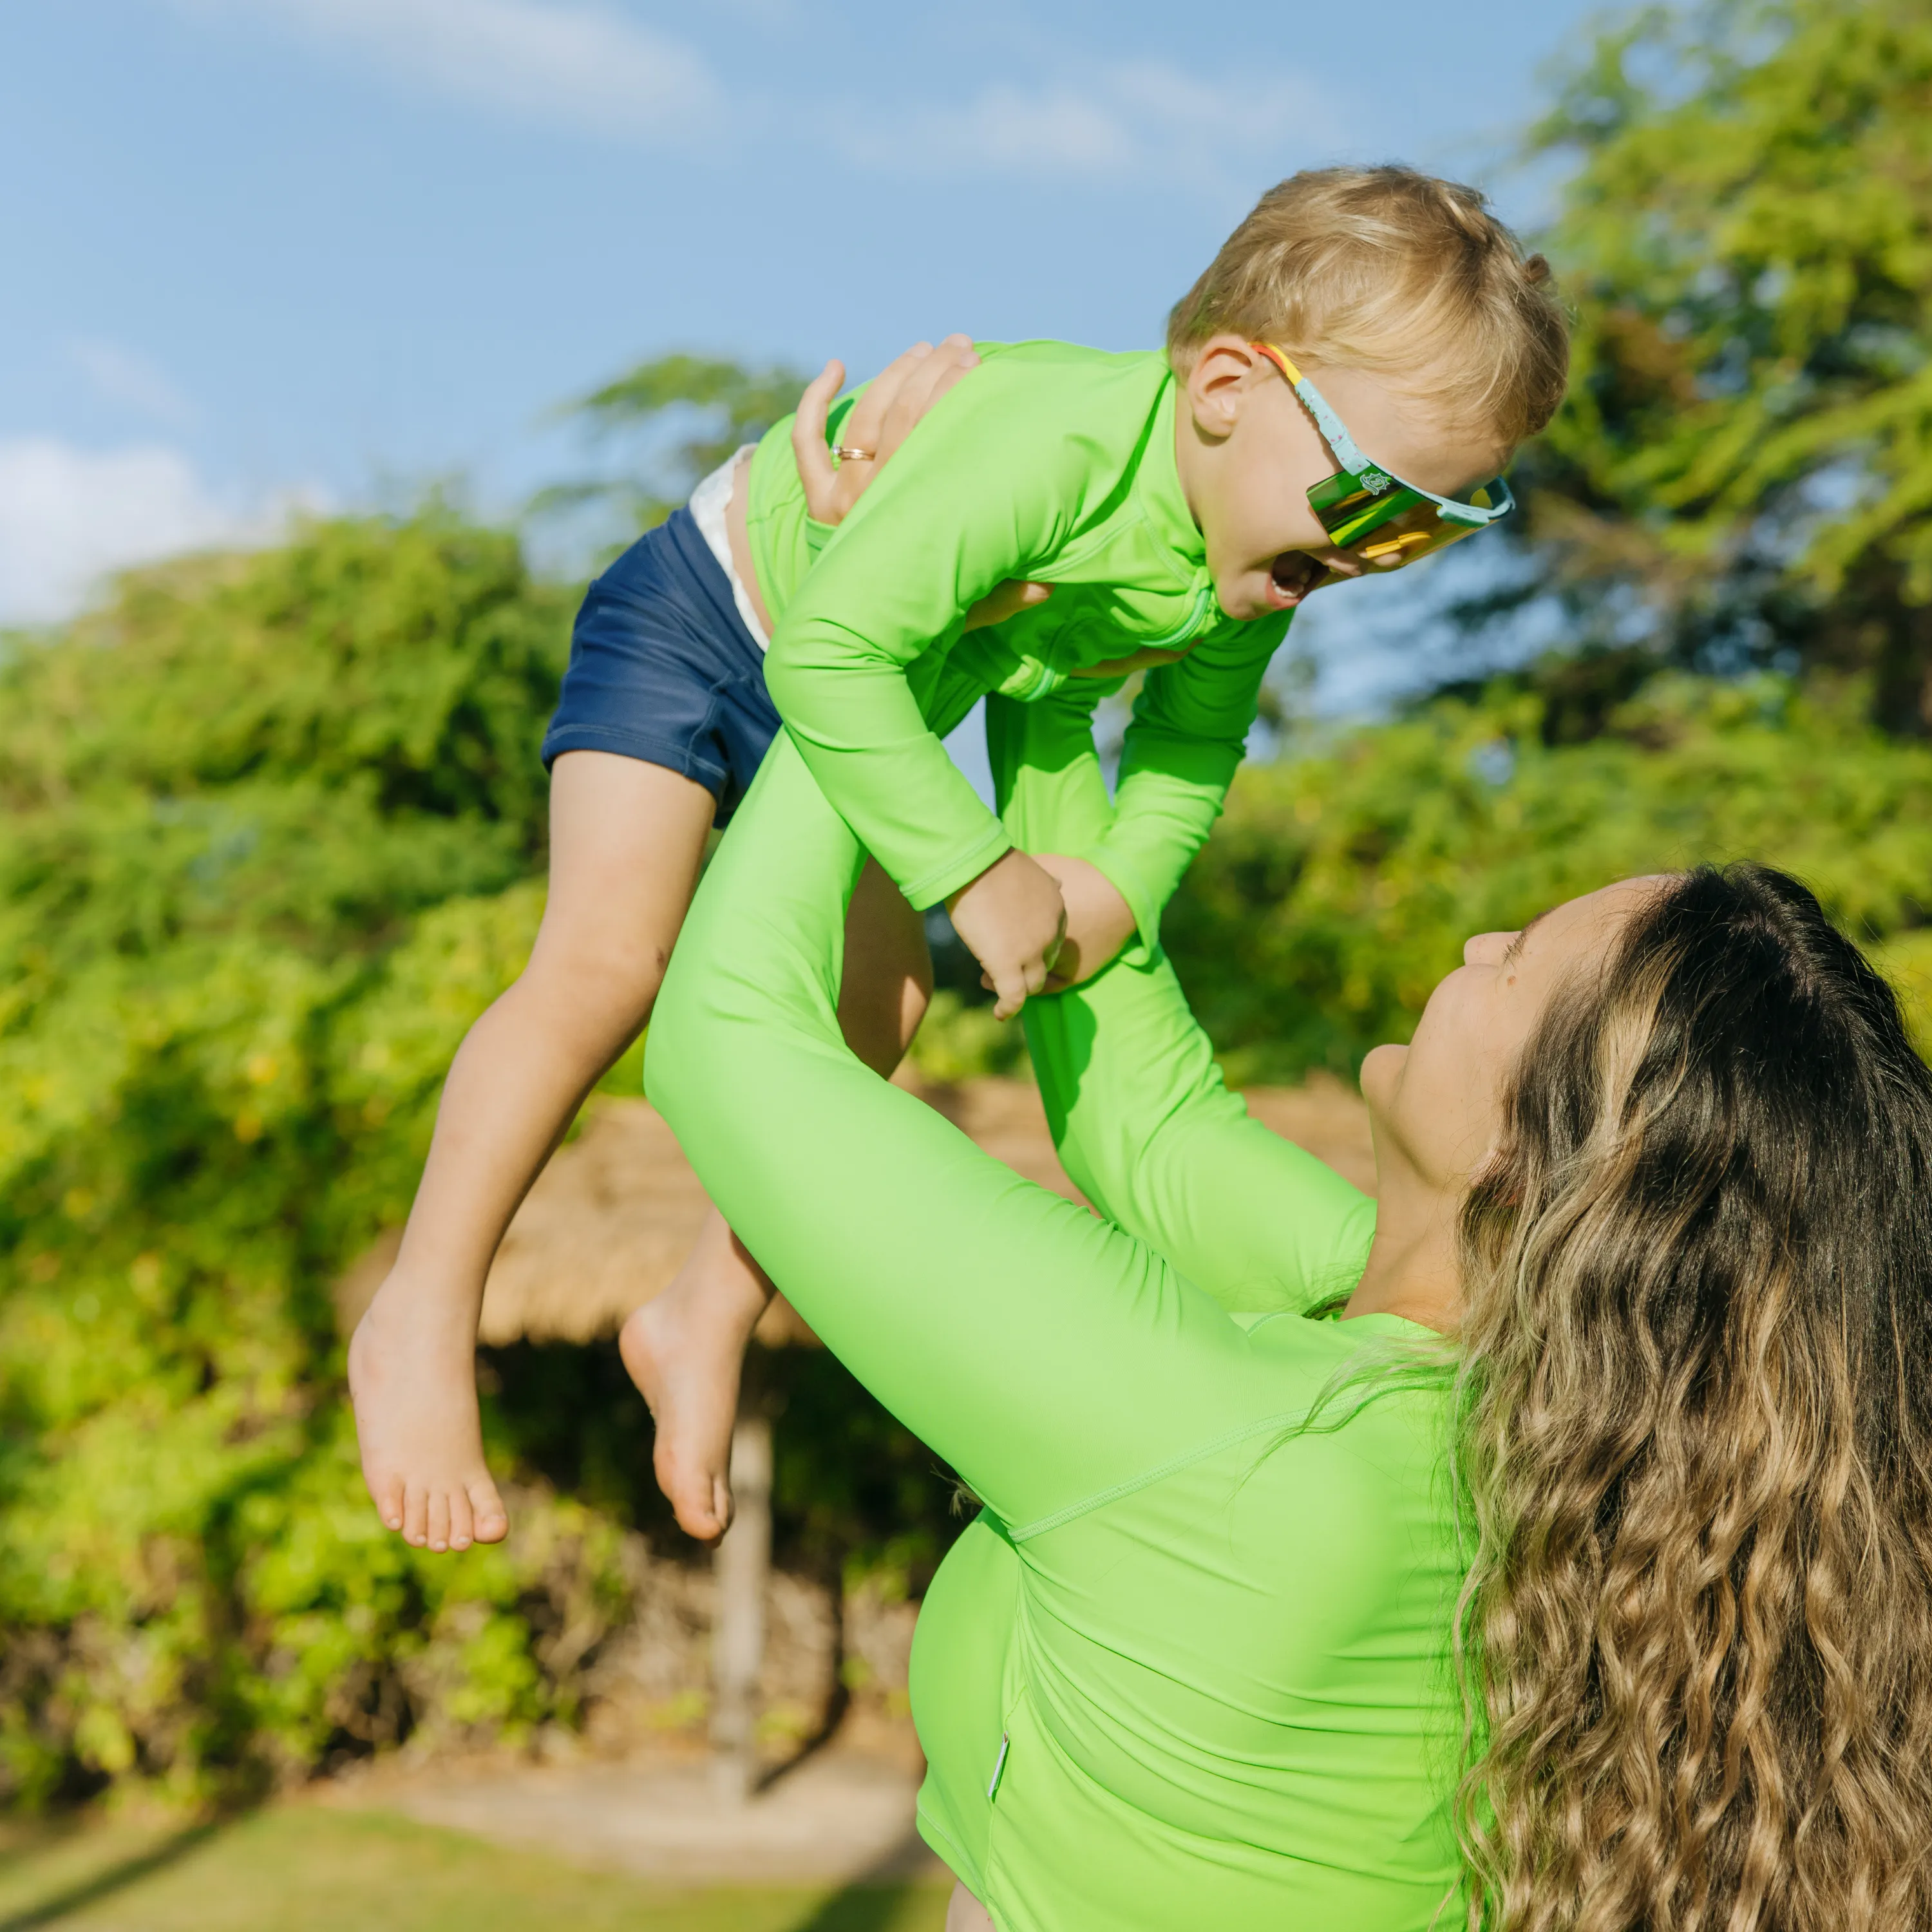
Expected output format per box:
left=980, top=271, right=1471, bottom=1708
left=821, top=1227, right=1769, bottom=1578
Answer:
left=836, top=60, right=1336, bottom=190
left=167, top=5, right=1328, bottom=184
left=177, top=0, right=721, bottom=142
left=923, top=84, right=1138, bottom=174
left=68, top=339, right=198, bottom=429
left=0, top=440, right=305, bottom=627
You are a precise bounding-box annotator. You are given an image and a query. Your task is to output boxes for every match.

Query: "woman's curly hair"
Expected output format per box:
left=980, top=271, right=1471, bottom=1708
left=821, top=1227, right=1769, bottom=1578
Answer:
left=1452, top=864, right=1932, bottom=1931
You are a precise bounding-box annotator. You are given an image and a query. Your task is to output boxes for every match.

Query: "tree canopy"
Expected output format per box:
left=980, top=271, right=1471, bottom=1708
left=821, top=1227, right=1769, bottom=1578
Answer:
left=1497, top=0, right=1932, bottom=729
left=535, top=354, right=810, bottom=535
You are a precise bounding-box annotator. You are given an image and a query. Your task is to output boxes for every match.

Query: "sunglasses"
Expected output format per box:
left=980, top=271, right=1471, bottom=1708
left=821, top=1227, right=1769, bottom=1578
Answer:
left=1251, top=342, right=1513, bottom=572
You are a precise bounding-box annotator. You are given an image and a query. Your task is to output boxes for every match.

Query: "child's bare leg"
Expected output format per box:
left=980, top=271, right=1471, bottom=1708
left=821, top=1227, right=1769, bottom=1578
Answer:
left=945, top=1882, right=997, bottom=1931
left=620, top=858, right=931, bottom=1539
left=349, top=752, right=715, bottom=1553
left=618, top=1213, right=772, bottom=1541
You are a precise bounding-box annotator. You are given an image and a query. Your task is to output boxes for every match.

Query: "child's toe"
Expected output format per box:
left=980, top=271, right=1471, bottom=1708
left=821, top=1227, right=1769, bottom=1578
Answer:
left=468, top=1479, right=509, bottom=1544
left=426, top=1491, right=451, bottom=1554
left=446, top=1487, right=475, bottom=1552
left=374, top=1472, right=405, bottom=1533
left=402, top=1482, right=430, bottom=1548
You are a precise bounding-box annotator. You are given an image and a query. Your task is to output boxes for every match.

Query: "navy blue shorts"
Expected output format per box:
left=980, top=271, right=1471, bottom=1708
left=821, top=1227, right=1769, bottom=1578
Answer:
left=541, top=505, right=780, bottom=824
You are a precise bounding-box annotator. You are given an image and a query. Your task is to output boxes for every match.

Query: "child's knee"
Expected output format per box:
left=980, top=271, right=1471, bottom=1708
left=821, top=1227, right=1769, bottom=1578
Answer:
left=527, top=937, right=670, bottom=1036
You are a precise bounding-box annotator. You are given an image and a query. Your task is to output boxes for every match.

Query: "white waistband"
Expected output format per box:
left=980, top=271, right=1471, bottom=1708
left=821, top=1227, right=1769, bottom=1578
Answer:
left=687, top=446, right=770, bottom=652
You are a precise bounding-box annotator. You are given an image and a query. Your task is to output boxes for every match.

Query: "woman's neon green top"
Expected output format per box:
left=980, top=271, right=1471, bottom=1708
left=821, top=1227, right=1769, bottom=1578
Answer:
left=743, top=340, right=1293, bottom=956
left=646, top=692, right=1467, bottom=1931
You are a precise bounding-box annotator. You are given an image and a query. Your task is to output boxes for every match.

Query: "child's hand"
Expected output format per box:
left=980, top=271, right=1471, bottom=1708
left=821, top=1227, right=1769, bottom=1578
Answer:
left=947, top=849, right=1067, bottom=1019
left=1033, top=855, right=1137, bottom=990
left=793, top=338, right=1052, bottom=630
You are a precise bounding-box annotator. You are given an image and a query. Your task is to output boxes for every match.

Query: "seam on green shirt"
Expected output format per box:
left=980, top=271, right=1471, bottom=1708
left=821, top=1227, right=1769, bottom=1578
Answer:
left=1005, top=1405, right=1321, bottom=1544
left=900, top=822, right=1014, bottom=910
left=914, top=1801, right=986, bottom=1901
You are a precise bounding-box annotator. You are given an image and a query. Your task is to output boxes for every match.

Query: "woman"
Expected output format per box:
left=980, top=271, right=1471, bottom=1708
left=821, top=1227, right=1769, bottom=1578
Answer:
left=647, top=619, right=1932, bottom=1927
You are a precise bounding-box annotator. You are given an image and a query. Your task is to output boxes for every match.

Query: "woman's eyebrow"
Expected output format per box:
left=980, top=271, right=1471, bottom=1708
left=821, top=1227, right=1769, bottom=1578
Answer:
left=1502, top=907, right=1552, bottom=965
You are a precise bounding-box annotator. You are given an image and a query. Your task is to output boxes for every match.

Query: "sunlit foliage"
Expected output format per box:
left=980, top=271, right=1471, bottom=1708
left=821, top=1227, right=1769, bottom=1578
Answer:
left=1502, top=0, right=1932, bottom=728
left=0, top=514, right=636, bottom=1805
left=1171, top=672, right=1932, bottom=1081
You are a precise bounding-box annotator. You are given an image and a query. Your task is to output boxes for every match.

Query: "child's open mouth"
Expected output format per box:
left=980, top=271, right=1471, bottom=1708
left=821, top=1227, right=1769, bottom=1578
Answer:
left=1267, top=551, right=1331, bottom=609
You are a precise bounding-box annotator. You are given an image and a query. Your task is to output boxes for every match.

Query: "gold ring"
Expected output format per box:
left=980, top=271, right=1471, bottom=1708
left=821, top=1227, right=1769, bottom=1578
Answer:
left=830, top=444, right=876, bottom=462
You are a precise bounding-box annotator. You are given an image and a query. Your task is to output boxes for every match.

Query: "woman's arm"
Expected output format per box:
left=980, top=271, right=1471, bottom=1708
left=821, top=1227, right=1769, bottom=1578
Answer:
left=989, top=688, right=1375, bottom=1315
left=645, top=734, right=1285, bottom=1531
left=1027, top=949, right=1375, bottom=1318
left=978, top=623, right=1289, bottom=983
left=1081, top=616, right=1289, bottom=963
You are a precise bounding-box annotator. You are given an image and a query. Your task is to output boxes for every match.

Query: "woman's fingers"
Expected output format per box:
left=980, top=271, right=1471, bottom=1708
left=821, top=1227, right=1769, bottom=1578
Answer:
left=819, top=341, right=937, bottom=525
left=838, top=341, right=934, bottom=461
left=834, top=335, right=977, bottom=524
left=791, top=359, right=846, bottom=522
left=880, top=334, right=976, bottom=460
left=801, top=334, right=983, bottom=526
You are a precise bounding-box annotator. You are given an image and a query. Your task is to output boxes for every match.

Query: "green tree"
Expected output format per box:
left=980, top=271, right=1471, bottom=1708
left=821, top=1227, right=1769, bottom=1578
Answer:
left=0, top=513, right=635, bottom=1805
left=1488, top=0, right=1932, bottom=731
left=536, top=354, right=810, bottom=533
left=1168, top=674, right=1932, bottom=1081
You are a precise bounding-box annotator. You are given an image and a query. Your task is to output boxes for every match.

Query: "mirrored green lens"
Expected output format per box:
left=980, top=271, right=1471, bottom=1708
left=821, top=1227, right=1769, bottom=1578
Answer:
left=1309, top=471, right=1423, bottom=548
left=1307, top=472, right=1504, bottom=569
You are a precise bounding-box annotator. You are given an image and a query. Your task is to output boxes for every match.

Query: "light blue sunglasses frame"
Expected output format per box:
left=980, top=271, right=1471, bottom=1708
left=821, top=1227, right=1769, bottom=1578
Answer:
left=1253, top=342, right=1513, bottom=564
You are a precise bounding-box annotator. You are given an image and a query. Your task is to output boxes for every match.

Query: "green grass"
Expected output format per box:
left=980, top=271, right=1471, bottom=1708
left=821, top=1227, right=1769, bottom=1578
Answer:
left=0, top=1806, right=949, bottom=1932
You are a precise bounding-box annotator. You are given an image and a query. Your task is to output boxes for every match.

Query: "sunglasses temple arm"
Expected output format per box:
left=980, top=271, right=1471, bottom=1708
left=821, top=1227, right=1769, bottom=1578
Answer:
left=1289, top=380, right=1379, bottom=480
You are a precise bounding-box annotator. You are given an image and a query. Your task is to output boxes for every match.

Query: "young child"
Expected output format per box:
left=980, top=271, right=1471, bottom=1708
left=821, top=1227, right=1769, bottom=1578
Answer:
left=350, top=164, right=1567, bottom=1553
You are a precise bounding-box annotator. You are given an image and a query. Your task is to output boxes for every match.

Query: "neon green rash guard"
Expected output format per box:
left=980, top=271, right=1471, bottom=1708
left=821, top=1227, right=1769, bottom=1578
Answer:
left=646, top=701, right=1468, bottom=1931
left=743, top=340, right=1293, bottom=956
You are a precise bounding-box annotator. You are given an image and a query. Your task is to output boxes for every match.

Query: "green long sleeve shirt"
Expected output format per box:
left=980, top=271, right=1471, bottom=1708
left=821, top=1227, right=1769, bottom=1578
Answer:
left=744, top=341, right=1292, bottom=952
left=646, top=723, right=1464, bottom=1930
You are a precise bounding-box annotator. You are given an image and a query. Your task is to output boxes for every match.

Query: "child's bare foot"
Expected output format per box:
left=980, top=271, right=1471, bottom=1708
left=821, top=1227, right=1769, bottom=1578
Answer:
left=619, top=1243, right=768, bottom=1542
left=348, top=1280, right=508, bottom=1555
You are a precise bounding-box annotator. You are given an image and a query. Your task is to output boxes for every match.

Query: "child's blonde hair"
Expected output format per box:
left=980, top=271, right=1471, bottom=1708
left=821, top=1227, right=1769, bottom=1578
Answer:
left=1168, top=166, right=1569, bottom=449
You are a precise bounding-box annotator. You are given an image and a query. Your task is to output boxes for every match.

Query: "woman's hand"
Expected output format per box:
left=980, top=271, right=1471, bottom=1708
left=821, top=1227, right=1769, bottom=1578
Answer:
left=1033, top=855, right=1137, bottom=990
left=793, top=335, right=976, bottom=525
left=791, top=337, right=1050, bottom=631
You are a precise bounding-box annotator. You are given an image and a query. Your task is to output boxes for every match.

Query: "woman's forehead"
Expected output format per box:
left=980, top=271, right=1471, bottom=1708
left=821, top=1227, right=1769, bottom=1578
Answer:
left=1517, top=877, right=1669, bottom=956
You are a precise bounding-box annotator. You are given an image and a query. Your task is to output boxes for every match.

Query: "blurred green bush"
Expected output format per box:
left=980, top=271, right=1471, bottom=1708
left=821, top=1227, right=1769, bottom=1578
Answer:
left=1490, top=0, right=1932, bottom=726
left=0, top=511, right=633, bottom=1806
left=1168, top=672, right=1932, bottom=1084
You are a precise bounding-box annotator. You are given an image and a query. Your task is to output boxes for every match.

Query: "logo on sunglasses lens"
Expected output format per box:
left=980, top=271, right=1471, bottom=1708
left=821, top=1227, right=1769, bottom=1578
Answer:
left=1358, top=465, right=1394, bottom=495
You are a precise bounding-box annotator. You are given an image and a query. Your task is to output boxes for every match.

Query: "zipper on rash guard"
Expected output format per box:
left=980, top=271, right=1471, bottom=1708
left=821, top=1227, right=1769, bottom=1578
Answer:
left=986, top=1732, right=1010, bottom=1800
left=1142, top=582, right=1215, bottom=653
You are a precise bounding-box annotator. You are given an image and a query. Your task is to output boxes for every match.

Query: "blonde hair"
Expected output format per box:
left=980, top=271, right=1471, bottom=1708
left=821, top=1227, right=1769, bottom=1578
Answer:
left=1168, top=166, right=1569, bottom=448
left=1452, top=864, right=1932, bottom=1930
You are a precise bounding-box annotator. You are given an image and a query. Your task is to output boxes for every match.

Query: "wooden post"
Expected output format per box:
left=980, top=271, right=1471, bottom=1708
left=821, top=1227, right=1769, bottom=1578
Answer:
left=710, top=1387, right=772, bottom=1803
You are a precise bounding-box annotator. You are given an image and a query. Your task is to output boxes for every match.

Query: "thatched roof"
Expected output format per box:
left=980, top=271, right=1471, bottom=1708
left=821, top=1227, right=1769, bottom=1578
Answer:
left=334, top=1074, right=1374, bottom=1348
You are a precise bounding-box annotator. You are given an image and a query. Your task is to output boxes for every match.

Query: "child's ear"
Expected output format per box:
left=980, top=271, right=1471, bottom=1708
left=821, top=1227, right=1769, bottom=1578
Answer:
left=1183, top=337, right=1262, bottom=440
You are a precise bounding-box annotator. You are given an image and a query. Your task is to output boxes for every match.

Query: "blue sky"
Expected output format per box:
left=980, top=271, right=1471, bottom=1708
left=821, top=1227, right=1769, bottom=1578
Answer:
left=1, top=0, right=1609, bottom=693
